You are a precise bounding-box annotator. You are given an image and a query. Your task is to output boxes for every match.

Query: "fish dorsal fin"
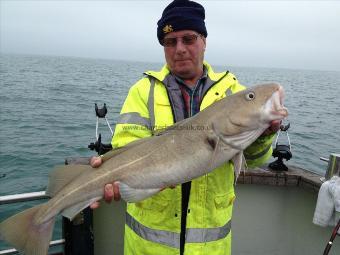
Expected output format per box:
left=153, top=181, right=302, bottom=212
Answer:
left=46, top=165, right=92, bottom=197
left=46, top=138, right=152, bottom=198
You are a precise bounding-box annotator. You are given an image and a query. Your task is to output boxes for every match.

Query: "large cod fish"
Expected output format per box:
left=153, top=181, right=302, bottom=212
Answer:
left=0, top=83, right=288, bottom=255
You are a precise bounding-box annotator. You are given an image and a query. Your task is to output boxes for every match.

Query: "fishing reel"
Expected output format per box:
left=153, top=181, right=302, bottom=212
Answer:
left=88, top=103, right=113, bottom=155
left=268, top=121, right=292, bottom=171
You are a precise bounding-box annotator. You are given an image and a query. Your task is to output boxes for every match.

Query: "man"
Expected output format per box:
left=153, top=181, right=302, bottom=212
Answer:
left=91, top=0, right=279, bottom=254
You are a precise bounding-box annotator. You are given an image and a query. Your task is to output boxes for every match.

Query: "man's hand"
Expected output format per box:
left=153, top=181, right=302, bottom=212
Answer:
left=90, top=156, right=103, bottom=168
left=89, top=156, right=121, bottom=209
left=262, top=120, right=282, bottom=136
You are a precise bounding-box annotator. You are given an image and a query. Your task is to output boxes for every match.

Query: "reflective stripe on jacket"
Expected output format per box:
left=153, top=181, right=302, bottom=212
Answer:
left=111, top=62, right=274, bottom=254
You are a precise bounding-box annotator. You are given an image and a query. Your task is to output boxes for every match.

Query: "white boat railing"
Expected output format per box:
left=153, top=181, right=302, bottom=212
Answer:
left=0, top=191, right=47, bottom=204
left=0, top=240, right=65, bottom=255
left=319, top=157, right=329, bottom=162
left=320, top=153, right=340, bottom=180
left=0, top=191, right=64, bottom=255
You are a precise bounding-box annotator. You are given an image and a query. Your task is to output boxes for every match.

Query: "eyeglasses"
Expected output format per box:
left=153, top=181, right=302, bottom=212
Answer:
left=162, top=34, right=203, bottom=47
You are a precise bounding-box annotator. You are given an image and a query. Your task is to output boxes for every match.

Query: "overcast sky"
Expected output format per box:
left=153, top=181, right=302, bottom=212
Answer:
left=1, top=0, right=339, bottom=71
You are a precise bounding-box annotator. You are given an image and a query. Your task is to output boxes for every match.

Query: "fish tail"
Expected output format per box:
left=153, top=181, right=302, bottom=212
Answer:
left=0, top=203, right=55, bottom=255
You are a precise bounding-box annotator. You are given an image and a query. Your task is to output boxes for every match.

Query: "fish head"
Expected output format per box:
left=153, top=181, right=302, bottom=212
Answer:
left=215, top=83, right=288, bottom=136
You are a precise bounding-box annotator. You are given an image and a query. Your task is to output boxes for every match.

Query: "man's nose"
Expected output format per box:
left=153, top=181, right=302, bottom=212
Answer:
left=175, top=39, right=187, bottom=53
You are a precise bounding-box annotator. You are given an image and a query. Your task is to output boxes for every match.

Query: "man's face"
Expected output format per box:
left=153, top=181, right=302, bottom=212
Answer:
left=163, top=30, right=206, bottom=82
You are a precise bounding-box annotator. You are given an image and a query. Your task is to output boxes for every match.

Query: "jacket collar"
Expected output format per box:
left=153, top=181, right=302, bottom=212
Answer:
left=144, top=61, right=229, bottom=123
left=144, top=61, right=226, bottom=83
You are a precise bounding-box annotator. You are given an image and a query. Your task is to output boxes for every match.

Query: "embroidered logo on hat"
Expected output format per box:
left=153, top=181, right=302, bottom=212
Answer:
left=163, top=25, right=173, bottom=34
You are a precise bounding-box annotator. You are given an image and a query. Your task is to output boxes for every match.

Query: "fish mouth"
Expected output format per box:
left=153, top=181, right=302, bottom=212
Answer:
left=264, top=85, right=288, bottom=121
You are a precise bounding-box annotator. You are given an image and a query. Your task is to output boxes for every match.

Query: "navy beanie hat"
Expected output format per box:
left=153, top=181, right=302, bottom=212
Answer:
left=157, top=0, right=208, bottom=45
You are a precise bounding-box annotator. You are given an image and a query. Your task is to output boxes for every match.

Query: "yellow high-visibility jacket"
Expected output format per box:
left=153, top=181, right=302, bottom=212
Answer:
left=109, top=62, right=274, bottom=255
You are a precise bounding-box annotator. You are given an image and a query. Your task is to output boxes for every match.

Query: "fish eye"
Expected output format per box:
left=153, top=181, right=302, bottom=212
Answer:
left=245, top=91, right=256, bottom=101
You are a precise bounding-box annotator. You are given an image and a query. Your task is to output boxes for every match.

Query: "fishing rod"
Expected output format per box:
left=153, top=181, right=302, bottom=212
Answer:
left=323, top=219, right=340, bottom=255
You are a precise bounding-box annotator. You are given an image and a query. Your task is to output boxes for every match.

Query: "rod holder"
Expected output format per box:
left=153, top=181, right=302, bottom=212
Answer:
left=325, top=153, right=340, bottom=180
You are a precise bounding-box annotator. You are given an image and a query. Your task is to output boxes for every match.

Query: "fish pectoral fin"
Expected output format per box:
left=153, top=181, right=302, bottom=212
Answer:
left=46, top=165, right=93, bottom=197
left=61, top=197, right=101, bottom=221
left=207, top=131, right=219, bottom=150
left=118, top=182, right=161, bottom=203
left=232, top=151, right=246, bottom=183
left=205, top=133, right=221, bottom=171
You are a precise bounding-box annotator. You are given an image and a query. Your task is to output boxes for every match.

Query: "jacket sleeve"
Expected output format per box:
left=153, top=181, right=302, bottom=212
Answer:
left=111, top=78, right=153, bottom=149
left=229, top=75, right=275, bottom=168
left=244, top=133, right=275, bottom=168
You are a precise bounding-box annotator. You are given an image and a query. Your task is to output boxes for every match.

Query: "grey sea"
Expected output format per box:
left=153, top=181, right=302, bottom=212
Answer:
left=0, top=54, right=340, bottom=251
